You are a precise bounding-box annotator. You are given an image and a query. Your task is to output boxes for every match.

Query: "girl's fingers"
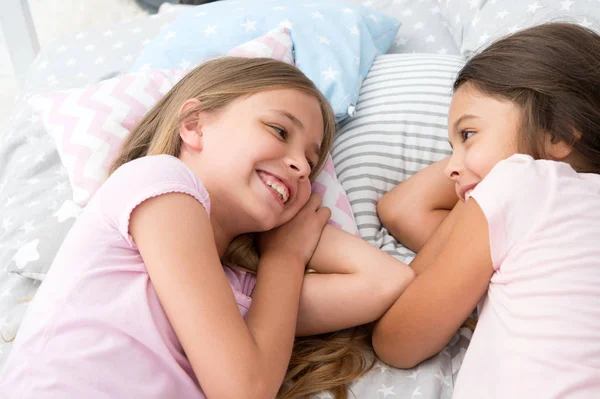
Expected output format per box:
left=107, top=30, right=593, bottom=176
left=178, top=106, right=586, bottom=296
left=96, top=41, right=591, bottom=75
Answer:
left=305, top=193, right=323, bottom=211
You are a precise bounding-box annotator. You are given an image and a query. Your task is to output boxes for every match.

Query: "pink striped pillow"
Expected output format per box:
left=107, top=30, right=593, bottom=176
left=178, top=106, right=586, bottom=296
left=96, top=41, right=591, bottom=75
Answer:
left=29, top=27, right=359, bottom=235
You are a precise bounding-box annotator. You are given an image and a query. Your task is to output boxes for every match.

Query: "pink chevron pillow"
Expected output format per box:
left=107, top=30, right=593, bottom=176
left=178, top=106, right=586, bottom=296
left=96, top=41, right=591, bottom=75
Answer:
left=29, top=27, right=359, bottom=236
left=311, top=156, right=358, bottom=234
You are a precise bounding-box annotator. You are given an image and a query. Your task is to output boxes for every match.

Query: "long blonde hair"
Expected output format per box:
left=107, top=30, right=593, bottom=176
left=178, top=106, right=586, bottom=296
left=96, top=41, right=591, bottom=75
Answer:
left=110, top=57, right=373, bottom=398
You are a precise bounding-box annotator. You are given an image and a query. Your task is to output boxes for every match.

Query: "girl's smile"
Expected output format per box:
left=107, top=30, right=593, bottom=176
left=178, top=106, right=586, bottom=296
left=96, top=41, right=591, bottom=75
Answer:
left=256, top=169, right=292, bottom=205
left=445, top=82, right=522, bottom=201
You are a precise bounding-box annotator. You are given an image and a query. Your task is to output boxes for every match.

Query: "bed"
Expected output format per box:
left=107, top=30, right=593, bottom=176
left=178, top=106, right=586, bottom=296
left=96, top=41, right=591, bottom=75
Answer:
left=1, top=0, right=598, bottom=397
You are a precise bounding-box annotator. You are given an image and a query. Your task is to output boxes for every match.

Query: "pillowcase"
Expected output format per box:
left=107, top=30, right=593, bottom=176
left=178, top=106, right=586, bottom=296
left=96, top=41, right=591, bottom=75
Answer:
left=28, top=28, right=358, bottom=237
left=158, top=0, right=461, bottom=56
left=312, top=156, right=358, bottom=234
left=130, top=0, right=401, bottom=121
left=1, top=10, right=184, bottom=282
left=342, top=0, right=461, bottom=55
left=332, top=53, right=465, bottom=263
left=439, top=0, right=600, bottom=57
left=29, top=28, right=292, bottom=207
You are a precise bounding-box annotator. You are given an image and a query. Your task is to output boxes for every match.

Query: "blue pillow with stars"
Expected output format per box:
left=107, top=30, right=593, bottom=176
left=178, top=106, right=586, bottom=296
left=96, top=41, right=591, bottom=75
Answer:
left=130, top=0, right=400, bottom=121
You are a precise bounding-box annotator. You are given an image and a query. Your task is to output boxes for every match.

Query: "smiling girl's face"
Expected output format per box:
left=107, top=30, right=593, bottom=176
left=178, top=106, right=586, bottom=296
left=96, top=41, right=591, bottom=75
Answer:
left=181, top=88, right=325, bottom=233
left=445, top=82, right=523, bottom=202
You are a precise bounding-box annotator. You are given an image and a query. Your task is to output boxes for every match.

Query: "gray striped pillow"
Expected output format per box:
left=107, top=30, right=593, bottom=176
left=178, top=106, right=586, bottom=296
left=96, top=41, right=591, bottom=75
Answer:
left=332, top=54, right=465, bottom=263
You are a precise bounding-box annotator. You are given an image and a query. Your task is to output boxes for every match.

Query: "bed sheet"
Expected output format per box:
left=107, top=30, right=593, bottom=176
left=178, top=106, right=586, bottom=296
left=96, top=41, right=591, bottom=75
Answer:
left=1, top=2, right=468, bottom=397
left=0, top=9, right=180, bottom=371
left=0, top=263, right=40, bottom=368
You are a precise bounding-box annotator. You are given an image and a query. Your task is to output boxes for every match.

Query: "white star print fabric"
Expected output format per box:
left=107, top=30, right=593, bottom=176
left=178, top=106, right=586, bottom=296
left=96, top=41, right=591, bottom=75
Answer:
left=129, top=0, right=401, bottom=121
left=160, top=0, right=463, bottom=56
left=440, top=0, right=600, bottom=57
left=345, top=0, right=462, bottom=55
left=0, top=10, right=183, bottom=369
left=1, top=12, right=181, bottom=281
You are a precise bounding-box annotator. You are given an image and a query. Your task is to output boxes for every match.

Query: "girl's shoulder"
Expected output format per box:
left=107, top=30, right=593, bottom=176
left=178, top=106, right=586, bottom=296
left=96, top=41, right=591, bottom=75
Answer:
left=90, top=155, right=211, bottom=246
left=472, top=155, right=600, bottom=269
left=473, top=154, right=547, bottom=207
left=473, top=154, right=599, bottom=221
left=101, top=155, right=208, bottom=205
left=110, top=154, right=200, bottom=187
left=487, top=154, right=599, bottom=195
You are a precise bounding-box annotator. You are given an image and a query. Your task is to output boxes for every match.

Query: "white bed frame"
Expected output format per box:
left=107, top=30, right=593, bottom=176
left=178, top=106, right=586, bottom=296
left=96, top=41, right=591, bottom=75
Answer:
left=1, top=0, right=40, bottom=86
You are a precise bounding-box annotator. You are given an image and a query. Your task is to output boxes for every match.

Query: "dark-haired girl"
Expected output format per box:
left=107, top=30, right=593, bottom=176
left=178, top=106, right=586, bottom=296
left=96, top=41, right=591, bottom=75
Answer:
left=375, top=22, right=600, bottom=398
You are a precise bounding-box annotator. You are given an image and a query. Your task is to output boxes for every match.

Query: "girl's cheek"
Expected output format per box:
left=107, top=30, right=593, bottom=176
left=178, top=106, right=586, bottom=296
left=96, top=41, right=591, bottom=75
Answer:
left=300, top=182, right=313, bottom=203
left=464, top=149, right=492, bottom=178
left=302, top=180, right=311, bottom=196
left=465, top=145, right=509, bottom=179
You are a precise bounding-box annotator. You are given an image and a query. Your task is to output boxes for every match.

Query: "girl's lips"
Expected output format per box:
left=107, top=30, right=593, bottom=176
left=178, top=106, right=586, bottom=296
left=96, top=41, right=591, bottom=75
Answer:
left=459, top=183, right=479, bottom=202
left=256, top=170, right=293, bottom=204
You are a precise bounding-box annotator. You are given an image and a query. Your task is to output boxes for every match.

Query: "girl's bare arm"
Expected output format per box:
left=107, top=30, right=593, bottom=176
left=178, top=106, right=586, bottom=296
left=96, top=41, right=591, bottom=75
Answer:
left=130, top=193, right=326, bottom=399
left=295, top=225, right=415, bottom=336
left=377, top=157, right=458, bottom=253
left=372, top=199, right=493, bottom=368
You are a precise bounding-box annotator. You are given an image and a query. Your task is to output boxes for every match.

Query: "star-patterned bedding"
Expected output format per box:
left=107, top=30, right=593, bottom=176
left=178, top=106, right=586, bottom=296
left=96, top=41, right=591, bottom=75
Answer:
left=0, top=6, right=182, bottom=370
left=2, top=0, right=599, bottom=397
left=130, top=0, right=403, bottom=121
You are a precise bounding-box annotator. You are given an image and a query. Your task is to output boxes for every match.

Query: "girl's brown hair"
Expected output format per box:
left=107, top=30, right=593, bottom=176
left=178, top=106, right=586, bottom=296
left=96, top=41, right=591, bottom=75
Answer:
left=110, top=57, right=373, bottom=398
left=454, top=22, right=600, bottom=174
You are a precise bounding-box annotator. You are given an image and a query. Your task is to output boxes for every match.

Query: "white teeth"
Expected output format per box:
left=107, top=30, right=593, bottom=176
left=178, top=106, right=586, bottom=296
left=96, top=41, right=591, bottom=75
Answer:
left=266, top=181, right=289, bottom=203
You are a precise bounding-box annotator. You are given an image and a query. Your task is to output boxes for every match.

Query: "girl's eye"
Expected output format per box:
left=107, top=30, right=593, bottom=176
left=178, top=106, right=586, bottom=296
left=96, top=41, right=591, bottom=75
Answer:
left=307, top=160, right=316, bottom=171
left=270, top=125, right=288, bottom=139
left=461, top=130, right=475, bottom=142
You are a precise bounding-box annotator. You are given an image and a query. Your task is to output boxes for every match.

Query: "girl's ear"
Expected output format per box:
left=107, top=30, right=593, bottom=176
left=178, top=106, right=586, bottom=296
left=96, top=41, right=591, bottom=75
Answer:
left=544, top=132, right=574, bottom=161
left=178, top=98, right=203, bottom=151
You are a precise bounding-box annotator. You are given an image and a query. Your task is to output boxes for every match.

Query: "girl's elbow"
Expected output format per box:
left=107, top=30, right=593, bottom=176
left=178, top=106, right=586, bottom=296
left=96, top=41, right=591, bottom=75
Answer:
left=372, top=324, right=424, bottom=370
left=377, top=195, right=399, bottom=228
left=247, top=380, right=275, bottom=399
left=205, top=371, right=276, bottom=399
left=245, top=370, right=282, bottom=399
left=224, top=380, right=273, bottom=399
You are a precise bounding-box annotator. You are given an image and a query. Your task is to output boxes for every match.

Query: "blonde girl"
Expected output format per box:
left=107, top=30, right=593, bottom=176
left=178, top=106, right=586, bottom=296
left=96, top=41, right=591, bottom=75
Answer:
left=0, top=57, right=414, bottom=399
left=375, top=23, right=600, bottom=398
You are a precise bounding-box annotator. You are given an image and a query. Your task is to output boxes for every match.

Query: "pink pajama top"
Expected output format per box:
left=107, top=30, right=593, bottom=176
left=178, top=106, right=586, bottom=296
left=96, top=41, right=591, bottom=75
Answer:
left=454, top=155, right=600, bottom=398
left=0, top=155, right=256, bottom=398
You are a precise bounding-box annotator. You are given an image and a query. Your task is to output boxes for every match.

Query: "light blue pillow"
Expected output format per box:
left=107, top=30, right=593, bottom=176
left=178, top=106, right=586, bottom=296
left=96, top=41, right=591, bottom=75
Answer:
left=130, top=0, right=400, bottom=121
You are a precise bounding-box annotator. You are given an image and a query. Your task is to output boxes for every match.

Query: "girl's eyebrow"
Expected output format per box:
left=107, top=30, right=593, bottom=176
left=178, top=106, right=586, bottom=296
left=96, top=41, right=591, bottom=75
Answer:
left=452, top=113, right=479, bottom=133
left=272, top=109, right=304, bottom=129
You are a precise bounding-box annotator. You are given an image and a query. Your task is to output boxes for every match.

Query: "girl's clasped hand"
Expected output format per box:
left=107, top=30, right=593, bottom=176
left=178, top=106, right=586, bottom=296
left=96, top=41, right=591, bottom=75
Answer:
left=257, top=193, right=331, bottom=269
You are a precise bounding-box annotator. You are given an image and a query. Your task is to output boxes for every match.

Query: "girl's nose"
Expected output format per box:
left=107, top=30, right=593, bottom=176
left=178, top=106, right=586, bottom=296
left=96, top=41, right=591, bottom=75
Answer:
left=444, top=154, right=461, bottom=181
left=286, top=154, right=310, bottom=179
